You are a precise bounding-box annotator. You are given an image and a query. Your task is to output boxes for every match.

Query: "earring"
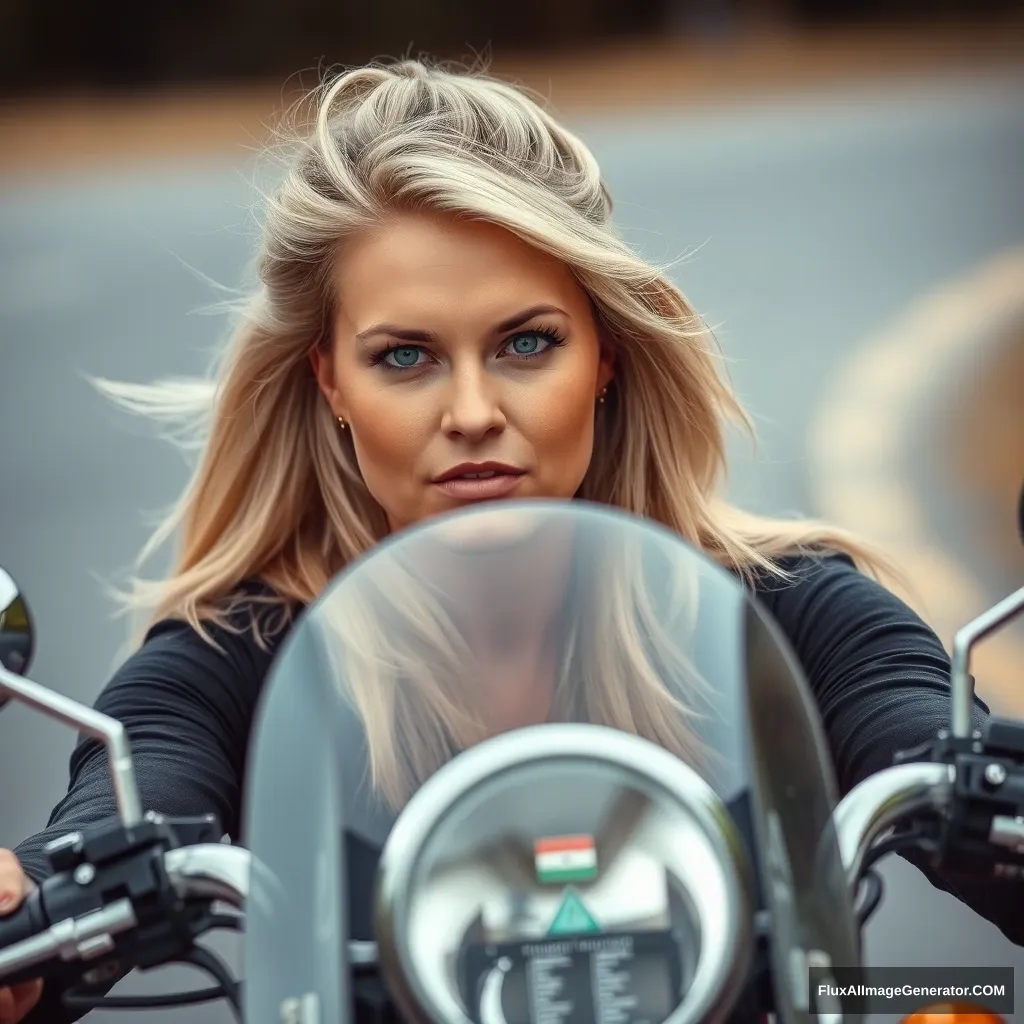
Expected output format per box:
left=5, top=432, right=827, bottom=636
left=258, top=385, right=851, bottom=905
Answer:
left=598, top=386, right=608, bottom=405
left=337, top=416, right=347, bottom=430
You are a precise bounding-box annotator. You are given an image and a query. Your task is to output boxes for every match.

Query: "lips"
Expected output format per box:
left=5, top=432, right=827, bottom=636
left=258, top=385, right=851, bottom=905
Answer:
left=432, top=462, right=525, bottom=484
left=432, top=462, right=526, bottom=502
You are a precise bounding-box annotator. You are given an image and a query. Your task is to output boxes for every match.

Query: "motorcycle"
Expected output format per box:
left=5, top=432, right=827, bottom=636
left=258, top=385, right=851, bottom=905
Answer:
left=1, top=493, right=1022, bottom=1024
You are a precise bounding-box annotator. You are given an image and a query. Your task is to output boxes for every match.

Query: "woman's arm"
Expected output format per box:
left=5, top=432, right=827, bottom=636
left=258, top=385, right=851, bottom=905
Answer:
left=10, top=609, right=275, bottom=1022
left=760, top=552, right=1024, bottom=945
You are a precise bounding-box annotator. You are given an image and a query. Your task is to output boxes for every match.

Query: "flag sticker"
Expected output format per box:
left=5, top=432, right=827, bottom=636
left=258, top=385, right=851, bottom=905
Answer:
left=534, top=834, right=598, bottom=885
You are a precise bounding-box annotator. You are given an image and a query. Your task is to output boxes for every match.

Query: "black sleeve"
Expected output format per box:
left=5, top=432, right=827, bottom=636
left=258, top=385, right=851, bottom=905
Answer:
left=10, top=611, right=273, bottom=1023
left=761, top=553, right=1024, bottom=945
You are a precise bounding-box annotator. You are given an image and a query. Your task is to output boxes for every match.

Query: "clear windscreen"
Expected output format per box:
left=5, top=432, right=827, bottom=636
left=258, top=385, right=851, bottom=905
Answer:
left=241, top=501, right=860, bottom=1023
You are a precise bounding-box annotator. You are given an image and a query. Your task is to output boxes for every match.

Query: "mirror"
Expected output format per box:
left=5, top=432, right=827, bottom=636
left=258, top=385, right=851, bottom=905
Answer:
left=0, top=567, right=35, bottom=705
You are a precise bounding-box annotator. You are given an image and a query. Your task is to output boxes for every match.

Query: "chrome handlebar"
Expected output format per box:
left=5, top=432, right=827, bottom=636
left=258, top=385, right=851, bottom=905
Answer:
left=0, top=842, right=381, bottom=981
left=833, top=760, right=954, bottom=894
left=161, top=764, right=964, bottom=916
left=2, top=576, right=1020, bottom=995
left=164, top=843, right=379, bottom=969
left=0, top=845, right=250, bottom=982
left=164, top=843, right=250, bottom=908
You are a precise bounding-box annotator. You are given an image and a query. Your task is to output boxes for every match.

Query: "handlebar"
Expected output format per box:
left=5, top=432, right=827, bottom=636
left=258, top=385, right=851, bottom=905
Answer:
left=164, top=843, right=250, bottom=907
left=2, top=557, right=1020, bottom=1022
left=835, top=711, right=1024, bottom=913
left=0, top=841, right=382, bottom=989
left=0, top=887, right=48, bottom=953
left=0, top=896, right=139, bottom=982
left=2, top=572, right=1022, bottom=1014
left=1, top=745, right=1012, bottom=972
left=0, top=842, right=247, bottom=988
left=834, top=760, right=954, bottom=891
left=0, top=746, right=1019, bottom=1017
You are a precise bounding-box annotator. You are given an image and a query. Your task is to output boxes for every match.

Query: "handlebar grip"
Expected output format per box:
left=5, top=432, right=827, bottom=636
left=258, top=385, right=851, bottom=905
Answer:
left=0, top=887, right=49, bottom=951
left=0, top=887, right=55, bottom=988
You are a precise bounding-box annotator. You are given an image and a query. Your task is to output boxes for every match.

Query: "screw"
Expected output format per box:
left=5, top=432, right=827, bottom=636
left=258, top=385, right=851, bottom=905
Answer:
left=984, top=763, right=1008, bottom=787
left=74, top=864, right=96, bottom=885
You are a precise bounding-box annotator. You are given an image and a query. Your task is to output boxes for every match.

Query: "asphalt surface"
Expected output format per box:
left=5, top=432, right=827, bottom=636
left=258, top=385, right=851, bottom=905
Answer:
left=2, top=69, right=1023, bottom=1021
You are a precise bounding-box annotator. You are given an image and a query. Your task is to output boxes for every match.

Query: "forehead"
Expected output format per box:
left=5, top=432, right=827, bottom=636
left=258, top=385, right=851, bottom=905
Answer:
left=333, top=213, right=586, bottom=324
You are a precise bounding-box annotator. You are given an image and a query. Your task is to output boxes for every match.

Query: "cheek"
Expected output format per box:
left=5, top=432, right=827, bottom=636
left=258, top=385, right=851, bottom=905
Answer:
left=513, top=359, right=599, bottom=489
left=350, top=397, right=427, bottom=483
left=340, top=367, right=432, bottom=508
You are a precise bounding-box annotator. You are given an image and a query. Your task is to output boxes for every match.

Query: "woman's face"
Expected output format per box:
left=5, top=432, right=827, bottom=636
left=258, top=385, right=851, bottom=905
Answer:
left=312, top=212, right=615, bottom=534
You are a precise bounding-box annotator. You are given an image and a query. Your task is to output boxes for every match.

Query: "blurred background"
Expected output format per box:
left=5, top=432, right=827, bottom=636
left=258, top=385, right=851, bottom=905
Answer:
left=2, top=1, right=1023, bottom=1022
left=0, top=0, right=1021, bottom=95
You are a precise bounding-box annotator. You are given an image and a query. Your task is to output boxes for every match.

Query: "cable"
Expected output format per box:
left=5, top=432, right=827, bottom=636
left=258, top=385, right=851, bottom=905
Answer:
left=62, top=946, right=242, bottom=1021
left=64, top=983, right=228, bottom=1010
left=855, top=868, right=883, bottom=926
left=863, top=825, right=938, bottom=870
left=853, top=824, right=939, bottom=927
left=184, top=945, right=242, bottom=1020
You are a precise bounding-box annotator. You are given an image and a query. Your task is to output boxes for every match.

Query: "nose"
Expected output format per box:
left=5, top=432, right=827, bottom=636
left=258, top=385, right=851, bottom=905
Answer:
left=440, top=366, right=506, bottom=441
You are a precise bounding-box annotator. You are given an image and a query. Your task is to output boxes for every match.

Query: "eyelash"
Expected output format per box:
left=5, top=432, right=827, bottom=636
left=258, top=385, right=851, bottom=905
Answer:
left=370, top=326, right=567, bottom=373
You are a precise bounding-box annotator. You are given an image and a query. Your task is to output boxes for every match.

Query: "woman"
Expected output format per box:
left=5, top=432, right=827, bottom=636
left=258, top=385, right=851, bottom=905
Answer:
left=0, top=58, right=1018, bottom=1023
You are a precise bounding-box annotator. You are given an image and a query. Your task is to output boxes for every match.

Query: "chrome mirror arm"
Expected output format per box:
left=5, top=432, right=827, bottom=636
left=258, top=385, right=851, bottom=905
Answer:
left=950, top=585, right=1024, bottom=738
left=0, top=663, right=142, bottom=828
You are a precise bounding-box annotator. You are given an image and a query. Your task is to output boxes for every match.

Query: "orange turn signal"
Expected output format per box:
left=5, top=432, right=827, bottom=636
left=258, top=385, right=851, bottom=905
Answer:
left=901, top=1004, right=1005, bottom=1023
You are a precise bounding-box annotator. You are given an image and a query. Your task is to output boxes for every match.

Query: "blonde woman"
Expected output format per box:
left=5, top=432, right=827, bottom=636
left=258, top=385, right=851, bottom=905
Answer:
left=1, top=58, right=1018, bottom=1024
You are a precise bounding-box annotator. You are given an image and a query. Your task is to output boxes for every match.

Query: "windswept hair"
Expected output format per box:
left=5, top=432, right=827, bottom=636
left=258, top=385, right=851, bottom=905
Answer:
left=94, top=58, right=895, bottom=801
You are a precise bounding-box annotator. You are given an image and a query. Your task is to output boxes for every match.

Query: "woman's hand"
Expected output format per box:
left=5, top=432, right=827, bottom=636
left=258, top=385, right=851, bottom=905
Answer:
left=0, top=849, right=42, bottom=1024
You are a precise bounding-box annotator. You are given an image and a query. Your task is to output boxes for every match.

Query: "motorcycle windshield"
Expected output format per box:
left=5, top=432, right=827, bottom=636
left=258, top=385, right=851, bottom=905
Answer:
left=241, top=501, right=859, bottom=1024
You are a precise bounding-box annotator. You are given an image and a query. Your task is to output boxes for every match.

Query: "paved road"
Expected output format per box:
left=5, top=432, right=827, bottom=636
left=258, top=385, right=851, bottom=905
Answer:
left=2, top=70, right=1023, bottom=1021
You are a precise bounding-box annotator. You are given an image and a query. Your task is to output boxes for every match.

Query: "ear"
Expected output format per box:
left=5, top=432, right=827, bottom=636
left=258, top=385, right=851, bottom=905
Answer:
left=309, top=341, right=348, bottom=420
left=596, top=333, right=616, bottom=397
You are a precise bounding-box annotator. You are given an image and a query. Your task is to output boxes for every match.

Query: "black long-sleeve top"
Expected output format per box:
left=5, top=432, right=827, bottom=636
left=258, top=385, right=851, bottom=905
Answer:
left=11, top=552, right=1024, bottom=1022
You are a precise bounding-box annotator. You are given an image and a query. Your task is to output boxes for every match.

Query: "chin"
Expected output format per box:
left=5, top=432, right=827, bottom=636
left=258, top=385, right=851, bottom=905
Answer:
left=432, top=500, right=549, bottom=552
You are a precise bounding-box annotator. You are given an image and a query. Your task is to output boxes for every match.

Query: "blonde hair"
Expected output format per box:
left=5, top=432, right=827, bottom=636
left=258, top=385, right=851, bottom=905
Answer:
left=96, top=58, right=895, bottom=802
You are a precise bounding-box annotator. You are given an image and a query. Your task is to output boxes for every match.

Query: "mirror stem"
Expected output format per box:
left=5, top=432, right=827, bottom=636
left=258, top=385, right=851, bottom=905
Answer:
left=950, top=585, right=1024, bottom=738
left=0, top=663, right=143, bottom=827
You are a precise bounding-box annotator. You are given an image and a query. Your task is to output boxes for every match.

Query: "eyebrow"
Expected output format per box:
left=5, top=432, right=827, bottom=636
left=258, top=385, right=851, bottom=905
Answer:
left=355, top=304, right=569, bottom=344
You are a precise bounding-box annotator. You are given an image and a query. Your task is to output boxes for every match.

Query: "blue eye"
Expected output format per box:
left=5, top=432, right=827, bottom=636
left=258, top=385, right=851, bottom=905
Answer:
left=512, top=334, right=541, bottom=355
left=504, top=330, right=562, bottom=358
left=385, top=346, right=424, bottom=368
